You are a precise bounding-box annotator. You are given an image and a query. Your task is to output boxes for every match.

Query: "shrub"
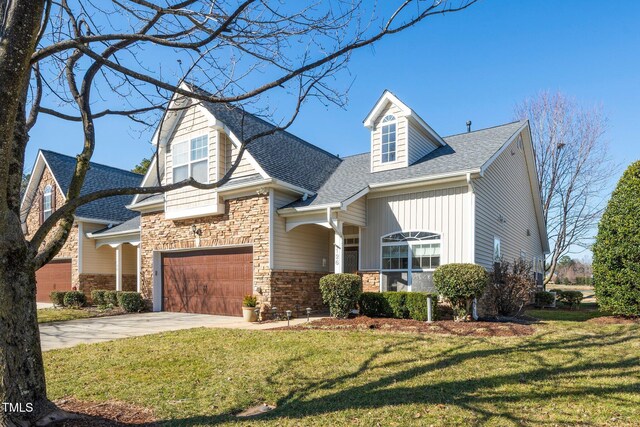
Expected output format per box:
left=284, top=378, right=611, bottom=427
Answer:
left=319, top=273, right=362, bottom=318
left=104, top=290, right=118, bottom=306
left=534, top=291, right=555, bottom=308
left=557, top=290, right=584, bottom=309
left=433, top=263, right=488, bottom=321
left=91, top=289, right=108, bottom=306
left=63, top=291, right=86, bottom=308
left=50, top=291, right=67, bottom=307
left=358, top=292, right=438, bottom=321
left=593, top=161, right=640, bottom=317
left=358, top=292, right=390, bottom=317
left=117, top=292, right=144, bottom=312
left=242, top=295, right=257, bottom=307
left=482, top=259, right=536, bottom=317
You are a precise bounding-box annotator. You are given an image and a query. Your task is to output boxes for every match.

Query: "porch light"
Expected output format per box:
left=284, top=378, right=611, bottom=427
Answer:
left=191, top=225, right=202, bottom=236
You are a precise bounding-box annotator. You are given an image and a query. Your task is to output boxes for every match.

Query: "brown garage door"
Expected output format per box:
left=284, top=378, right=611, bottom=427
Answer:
left=162, top=247, right=253, bottom=316
left=35, top=259, right=72, bottom=302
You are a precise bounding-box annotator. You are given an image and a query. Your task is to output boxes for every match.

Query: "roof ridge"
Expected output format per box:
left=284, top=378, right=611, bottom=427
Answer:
left=442, top=120, right=524, bottom=139
left=40, top=149, right=143, bottom=177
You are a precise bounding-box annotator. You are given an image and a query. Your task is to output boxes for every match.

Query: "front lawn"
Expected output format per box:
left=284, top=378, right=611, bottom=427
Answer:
left=525, top=303, right=608, bottom=322
left=37, top=308, right=92, bottom=323
left=44, top=319, right=640, bottom=426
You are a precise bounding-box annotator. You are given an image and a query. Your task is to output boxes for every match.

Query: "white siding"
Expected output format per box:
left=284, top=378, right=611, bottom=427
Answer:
left=371, top=102, right=408, bottom=172
left=407, top=121, right=439, bottom=165
left=361, top=186, right=472, bottom=270
left=474, top=133, right=544, bottom=269
left=164, top=105, right=217, bottom=213
left=221, top=132, right=257, bottom=178
left=82, top=223, right=116, bottom=274
left=272, top=190, right=331, bottom=272
left=337, top=197, right=366, bottom=226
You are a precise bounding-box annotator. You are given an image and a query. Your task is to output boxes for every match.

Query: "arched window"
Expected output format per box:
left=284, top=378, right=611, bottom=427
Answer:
left=381, top=114, right=396, bottom=163
left=381, top=230, right=441, bottom=292
left=43, top=185, right=53, bottom=220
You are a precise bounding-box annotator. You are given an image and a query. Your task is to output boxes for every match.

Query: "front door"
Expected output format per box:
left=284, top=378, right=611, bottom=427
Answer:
left=344, top=248, right=358, bottom=273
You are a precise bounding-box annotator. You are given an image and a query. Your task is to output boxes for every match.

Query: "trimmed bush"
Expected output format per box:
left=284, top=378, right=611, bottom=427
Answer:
left=63, top=291, right=86, bottom=308
left=358, top=292, right=438, bottom=321
left=117, top=292, right=144, bottom=312
left=319, top=273, right=362, bottom=318
left=91, top=289, right=108, bottom=306
left=593, top=161, right=640, bottom=316
left=433, top=263, right=489, bottom=321
left=358, top=292, right=390, bottom=317
left=50, top=291, right=67, bottom=307
left=104, top=290, right=118, bottom=306
left=534, top=291, right=555, bottom=308
left=557, top=290, right=584, bottom=309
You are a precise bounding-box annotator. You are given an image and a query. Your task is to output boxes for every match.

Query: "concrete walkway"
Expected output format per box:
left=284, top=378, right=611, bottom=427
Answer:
left=40, top=311, right=319, bottom=351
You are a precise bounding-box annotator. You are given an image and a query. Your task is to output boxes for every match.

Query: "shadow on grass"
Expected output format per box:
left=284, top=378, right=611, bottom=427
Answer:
left=156, top=328, right=640, bottom=426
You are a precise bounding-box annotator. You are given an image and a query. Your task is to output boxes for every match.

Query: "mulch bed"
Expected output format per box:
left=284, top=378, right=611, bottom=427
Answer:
left=587, top=316, right=640, bottom=325
left=275, top=316, right=535, bottom=337
left=48, top=398, right=157, bottom=426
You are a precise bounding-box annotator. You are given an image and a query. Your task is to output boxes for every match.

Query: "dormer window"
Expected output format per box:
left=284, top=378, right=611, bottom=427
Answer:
left=381, top=114, right=396, bottom=163
left=43, top=185, right=53, bottom=220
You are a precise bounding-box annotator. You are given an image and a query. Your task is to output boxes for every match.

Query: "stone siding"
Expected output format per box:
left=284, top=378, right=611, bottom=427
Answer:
left=140, top=194, right=271, bottom=302
left=269, top=270, right=327, bottom=316
left=79, top=273, right=137, bottom=296
left=24, top=166, right=80, bottom=287
left=360, top=271, right=380, bottom=292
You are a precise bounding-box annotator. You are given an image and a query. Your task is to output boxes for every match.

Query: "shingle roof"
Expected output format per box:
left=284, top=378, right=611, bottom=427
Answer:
left=90, top=216, right=140, bottom=236
left=284, top=121, right=525, bottom=209
left=185, top=85, right=341, bottom=193
left=41, top=150, right=143, bottom=223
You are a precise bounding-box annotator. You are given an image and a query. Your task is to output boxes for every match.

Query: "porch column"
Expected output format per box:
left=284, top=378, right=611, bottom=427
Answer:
left=136, top=245, right=141, bottom=293
left=334, top=222, right=344, bottom=273
left=115, top=244, right=123, bottom=291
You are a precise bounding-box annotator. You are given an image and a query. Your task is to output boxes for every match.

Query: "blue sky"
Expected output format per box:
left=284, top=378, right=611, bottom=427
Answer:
left=27, top=0, right=640, bottom=256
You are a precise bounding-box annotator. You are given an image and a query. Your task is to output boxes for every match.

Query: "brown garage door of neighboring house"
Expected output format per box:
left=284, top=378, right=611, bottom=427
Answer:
left=35, top=259, right=72, bottom=302
left=161, top=247, right=253, bottom=316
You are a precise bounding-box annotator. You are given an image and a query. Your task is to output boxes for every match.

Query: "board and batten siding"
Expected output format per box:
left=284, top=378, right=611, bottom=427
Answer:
left=371, top=102, right=408, bottom=172
left=361, top=186, right=473, bottom=270
left=474, top=134, right=544, bottom=269
left=272, top=190, right=331, bottom=272
left=407, top=121, right=439, bottom=165
left=336, top=197, right=366, bottom=226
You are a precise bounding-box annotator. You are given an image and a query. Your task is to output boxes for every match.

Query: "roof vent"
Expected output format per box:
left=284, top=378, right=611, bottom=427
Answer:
left=466, top=120, right=472, bottom=133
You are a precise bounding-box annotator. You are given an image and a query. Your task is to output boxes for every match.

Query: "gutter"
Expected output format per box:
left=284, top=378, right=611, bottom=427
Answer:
left=87, top=228, right=141, bottom=239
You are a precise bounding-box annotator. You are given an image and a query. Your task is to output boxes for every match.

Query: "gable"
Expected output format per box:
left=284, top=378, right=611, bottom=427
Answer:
left=22, top=160, right=65, bottom=237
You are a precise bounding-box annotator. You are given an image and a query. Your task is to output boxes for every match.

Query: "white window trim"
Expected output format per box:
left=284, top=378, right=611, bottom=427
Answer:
left=172, top=134, right=209, bottom=184
left=43, top=185, right=53, bottom=220
left=344, top=234, right=359, bottom=248
left=493, top=236, right=501, bottom=262
left=379, top=230, right=442, bottom=292
left=380, top=115, right=397, bottom=164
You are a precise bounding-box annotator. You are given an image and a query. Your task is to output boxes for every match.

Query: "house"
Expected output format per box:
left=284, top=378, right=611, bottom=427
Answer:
left=121, top=86, right=549, bottom=316
left=27, top=85, right=549, bottom=315
left=21, top=150, right=143, bottom=301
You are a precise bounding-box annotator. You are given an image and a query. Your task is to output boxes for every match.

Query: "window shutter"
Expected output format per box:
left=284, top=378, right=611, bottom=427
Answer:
left=39, top=191, right=44, bottom=225
left=51, top=188, right=56, bottom=213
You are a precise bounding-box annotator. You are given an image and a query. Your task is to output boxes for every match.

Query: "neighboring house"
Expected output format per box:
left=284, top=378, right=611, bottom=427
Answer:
left=123, top=85, right=549, bottom=316
left=21, top=150, right=143, bottom=301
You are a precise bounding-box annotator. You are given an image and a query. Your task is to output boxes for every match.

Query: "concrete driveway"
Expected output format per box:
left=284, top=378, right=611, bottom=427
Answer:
left=40, top=312, right=315, bottom=351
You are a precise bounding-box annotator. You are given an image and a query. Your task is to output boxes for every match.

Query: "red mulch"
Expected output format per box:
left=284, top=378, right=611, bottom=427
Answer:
left=587, top=316, right=640, bottom=325
left=48, top=398, right=157, bottom=426
left=275, top=316, right=535, bottom=337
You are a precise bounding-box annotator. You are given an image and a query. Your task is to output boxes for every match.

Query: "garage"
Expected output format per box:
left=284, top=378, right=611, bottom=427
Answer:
left=35, top=259, right=72, bottom=302
left=161, top=247, right=253, bottom=316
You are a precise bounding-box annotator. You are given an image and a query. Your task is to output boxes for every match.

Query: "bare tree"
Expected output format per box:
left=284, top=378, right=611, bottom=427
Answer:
left=0, top=0, right=477, bottom=424
left=515, top=92, right=613, bottom=286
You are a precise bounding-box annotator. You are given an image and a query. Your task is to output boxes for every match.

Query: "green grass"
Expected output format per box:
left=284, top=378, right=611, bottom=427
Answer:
left=37, top=308, right=92, bottom=323
left=44, top=320, right=640, bottom=426
left=525, top=303, right=608, bottom=322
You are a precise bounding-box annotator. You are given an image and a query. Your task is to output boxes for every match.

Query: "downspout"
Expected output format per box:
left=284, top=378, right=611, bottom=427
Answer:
left=467, top=172, right=479, bottom=320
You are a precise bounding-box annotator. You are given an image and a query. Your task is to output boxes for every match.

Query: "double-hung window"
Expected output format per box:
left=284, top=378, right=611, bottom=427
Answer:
left=381, top=231, right=441, bottom=292
left=43, top=185, right=52, bottom=220
left=172, top=135, right=208, bottom=183
left=381, top=114, right=396, bottom=163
